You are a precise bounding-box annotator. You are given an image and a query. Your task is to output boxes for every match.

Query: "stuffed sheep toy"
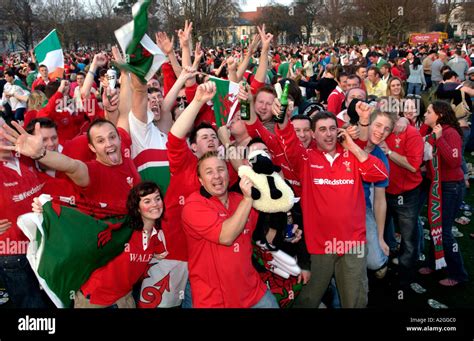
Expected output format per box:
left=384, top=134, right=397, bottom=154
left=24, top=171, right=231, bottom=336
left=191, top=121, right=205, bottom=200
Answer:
left=238, top=150, right=295, bottom=213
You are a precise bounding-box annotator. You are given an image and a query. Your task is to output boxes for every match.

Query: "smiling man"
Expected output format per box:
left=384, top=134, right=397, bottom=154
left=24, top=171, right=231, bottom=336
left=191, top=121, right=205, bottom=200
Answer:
left=181, top=151, right=278, bottom=308
left=0, top=118, right=140, bottom=212
left=274, top=109, right=388, bottom=308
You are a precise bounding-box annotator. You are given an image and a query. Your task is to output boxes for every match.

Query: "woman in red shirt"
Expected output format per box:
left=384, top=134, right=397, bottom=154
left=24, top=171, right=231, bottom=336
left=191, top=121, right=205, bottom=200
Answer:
left=77, top=181, right=168, bottom=308
left=419, top=101, right=468, bottom=286
left=35, top=181, right=168, bottom=308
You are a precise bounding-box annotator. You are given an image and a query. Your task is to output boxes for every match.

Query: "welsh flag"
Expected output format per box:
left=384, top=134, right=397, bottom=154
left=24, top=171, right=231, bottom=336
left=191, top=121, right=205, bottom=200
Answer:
left=209, top=76, right=240, bottom=128
left=34, top=30, right=64, bottom=79
left=114, top=0, right=166, bottom=82
left=17, top=195, right=133, bottom=308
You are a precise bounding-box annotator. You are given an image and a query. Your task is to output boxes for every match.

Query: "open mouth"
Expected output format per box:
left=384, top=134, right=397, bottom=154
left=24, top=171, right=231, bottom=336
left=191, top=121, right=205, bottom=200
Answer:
left=106, top=148, right=120, bottom=164
left=212, top=180, right=225, bottom=191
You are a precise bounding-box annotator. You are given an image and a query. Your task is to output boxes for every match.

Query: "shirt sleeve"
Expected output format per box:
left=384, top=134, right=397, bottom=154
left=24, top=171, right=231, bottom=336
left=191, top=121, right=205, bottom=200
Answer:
left=435, top=128, right=462, bottom=168
left=250, top=79, right=265, bottom=95
left=274, top=121, right=308, bottom=177
left=358, top=154, right=389, bottom=184
left=36, top=91, right=63, bottom=119
left=162, top=62, right=177, bottom=96
left=181, top=199, right=223, bottom=244
left=404, top=129, right=424, bottom=170
left=166, top=131, right=195, bottom=174
left=372, top=148, right=390, bottom=188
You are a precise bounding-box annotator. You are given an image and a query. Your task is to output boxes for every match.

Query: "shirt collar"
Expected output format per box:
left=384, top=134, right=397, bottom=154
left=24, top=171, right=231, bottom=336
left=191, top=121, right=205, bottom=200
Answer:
left=200, top=186, right=213, bottom=199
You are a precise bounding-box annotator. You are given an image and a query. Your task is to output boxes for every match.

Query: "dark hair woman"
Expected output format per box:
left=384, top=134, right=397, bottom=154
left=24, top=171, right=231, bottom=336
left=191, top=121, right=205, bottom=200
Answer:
left=418, top=100, right=468, bottom=286
left=73, top=182, right=167, bottom=307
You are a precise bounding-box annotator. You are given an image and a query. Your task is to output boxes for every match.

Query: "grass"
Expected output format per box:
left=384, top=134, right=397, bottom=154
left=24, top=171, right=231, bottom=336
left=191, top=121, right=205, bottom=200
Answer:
left=368, top=152, right=474, bottom=309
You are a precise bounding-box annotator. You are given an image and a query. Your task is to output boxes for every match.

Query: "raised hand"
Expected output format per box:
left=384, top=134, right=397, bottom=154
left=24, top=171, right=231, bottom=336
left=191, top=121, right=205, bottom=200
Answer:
left=248, top=34, right=261, bottom=54
left=178, top=66, right=199, bottom=82
left=194, top=81, right=216, bottom=103
left=226, top=56, right=237, bottom=72
left=92, top=52, right=108, bottom=68
left=257, top=24, right=273, bottom=51
left=178, top=20, right=193, bottom=49
left=111, top=45, right=125, bottom=64
left=355, top=100, right=373, bottom=123
left=155, top=32, right=175, bottom=55
left=0, top=121, right=44, bottom=159
left=192, top=42, right=204, bottom=69
left=102, top=88, right=120, bottom=112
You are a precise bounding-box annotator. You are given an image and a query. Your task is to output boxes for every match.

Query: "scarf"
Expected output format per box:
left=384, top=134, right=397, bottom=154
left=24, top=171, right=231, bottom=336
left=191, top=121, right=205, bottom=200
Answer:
left=427, top=133, right=447, bottom=270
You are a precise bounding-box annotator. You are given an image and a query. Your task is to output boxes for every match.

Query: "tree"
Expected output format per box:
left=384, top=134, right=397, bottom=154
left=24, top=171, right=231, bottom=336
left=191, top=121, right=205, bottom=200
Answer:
left=439, top=0, right=463, bottom=34
left=312, top=0, right=353, bottom=44
left=297, top=0, right=320, bottom=44
left=90, top=0, right=118, bottom=18
left=1, top=0, right=38, bottom=51
left=255, top=4, right=297, bottom=43
left=351, top=0, right=435, bottom=44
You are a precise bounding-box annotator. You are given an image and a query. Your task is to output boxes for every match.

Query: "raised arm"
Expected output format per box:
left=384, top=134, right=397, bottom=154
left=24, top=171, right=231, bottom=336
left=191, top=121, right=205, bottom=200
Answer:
left=110, top=46, right=132, bottom=132
left=227, top=56, right=238, bottom=83
left=170, top=81, right=216, bottom=139
left=178, top=20, right=194, bottom=87
left=160, top=67, right=199, bottom=133
left=236, top=34, right=261, bottom=82
left=254, top=25, right=273, bottom=84
left=0, top=121, right=90, bottom=187
left=81, top=53, right=107, bottom=99
left=156, top=32, right=182, bottom=78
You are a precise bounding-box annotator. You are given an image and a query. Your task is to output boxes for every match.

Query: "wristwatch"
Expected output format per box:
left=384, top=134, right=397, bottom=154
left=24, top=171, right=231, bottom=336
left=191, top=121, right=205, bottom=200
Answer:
left=387, top=150, right=393, bottom=156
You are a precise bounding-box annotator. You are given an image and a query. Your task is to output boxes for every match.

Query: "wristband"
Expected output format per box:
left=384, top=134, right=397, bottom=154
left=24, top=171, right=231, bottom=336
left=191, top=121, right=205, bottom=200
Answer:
left=387, top=150, right=392, bottom=156
left=359, top=121, right=370, bottom=127
left=88, top=70, right=96, bottom=77
left=32, top=148, right=47, bottom=161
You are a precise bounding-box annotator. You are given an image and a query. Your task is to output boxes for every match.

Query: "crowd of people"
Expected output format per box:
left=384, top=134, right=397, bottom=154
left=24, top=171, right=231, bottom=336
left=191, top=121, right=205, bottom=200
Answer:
left=1, top=20, right=473, bottom=309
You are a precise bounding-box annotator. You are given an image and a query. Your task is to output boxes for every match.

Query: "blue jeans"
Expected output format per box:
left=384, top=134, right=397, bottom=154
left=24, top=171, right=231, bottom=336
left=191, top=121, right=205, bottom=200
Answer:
left=0, top=255, right=49, bottom=308
left=251, top=289, right=279, bottom=308
left=14, top=107, right=26, bottom=122
left=385, top=186, right=421, bottom=286
left=366, top=206, right=388, bottom=270
left=424, top=73, right=432, bottom=90
left=407, top=83, right=422, bottom=96
left=426, top=181, right=469, bottom=282
left=384, top=218, right=397, bottom=251
left=181, top=279, right=193, bottom=308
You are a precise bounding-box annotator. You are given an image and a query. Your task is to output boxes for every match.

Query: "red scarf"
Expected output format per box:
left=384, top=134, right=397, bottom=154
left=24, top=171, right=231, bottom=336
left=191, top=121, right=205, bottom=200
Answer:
left=427, top=133, right=447, bottom=269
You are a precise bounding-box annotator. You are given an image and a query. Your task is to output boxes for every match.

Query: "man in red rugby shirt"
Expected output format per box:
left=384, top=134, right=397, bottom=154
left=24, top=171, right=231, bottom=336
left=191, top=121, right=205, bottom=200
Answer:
left=181, top=151, right=278, bottom=308
left=0, top=116, right=49, bottom=308
left=1, top=118, right=140, bottom=213
left=274, top=109, right=388, bottom=308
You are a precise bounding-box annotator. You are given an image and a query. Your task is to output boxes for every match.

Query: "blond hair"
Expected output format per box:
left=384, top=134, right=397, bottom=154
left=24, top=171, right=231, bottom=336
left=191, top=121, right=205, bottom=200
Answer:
left=27, top=90, right=47, bottom=111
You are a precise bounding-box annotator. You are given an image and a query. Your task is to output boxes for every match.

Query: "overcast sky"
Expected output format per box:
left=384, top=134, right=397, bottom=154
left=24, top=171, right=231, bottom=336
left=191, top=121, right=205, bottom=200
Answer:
left=239, top=0, right=294, bottom=11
